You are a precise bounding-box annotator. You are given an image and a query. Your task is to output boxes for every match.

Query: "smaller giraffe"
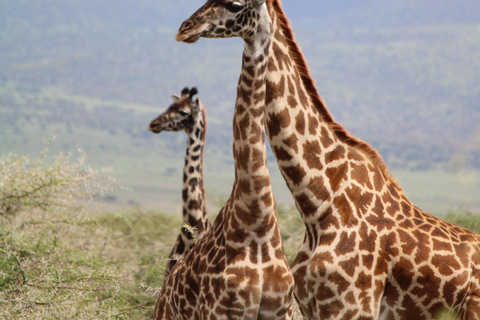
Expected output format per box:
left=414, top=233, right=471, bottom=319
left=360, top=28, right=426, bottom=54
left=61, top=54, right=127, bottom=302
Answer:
left=149, top=87, right=211, bottom=277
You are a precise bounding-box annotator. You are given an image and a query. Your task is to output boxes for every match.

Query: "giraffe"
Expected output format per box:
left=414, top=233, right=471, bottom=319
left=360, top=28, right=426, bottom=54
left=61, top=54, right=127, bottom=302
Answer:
left=176, top=0, right=480, bottom=319
left=153, top=1, right=294, bottom=318
left=148, top=87, right=212, bottom=278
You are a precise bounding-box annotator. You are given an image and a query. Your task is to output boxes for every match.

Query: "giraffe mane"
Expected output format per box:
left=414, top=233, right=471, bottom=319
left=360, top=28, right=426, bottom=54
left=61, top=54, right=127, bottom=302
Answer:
left=267, top=0, right=401, bottom=190
left=199, top=106, right=208, bottom=213
left=200, top=105, right=207, bottom=148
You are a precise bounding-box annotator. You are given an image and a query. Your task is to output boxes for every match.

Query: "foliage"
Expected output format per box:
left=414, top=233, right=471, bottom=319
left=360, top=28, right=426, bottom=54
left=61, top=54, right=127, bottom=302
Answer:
left=0, top=217, right=123, bottom=319
left=0, top=207, right=180, bottom=319
left=0, top=145, right=180, bottom=319
left=0, top=136, right=120, bottom=216
left=277, top=204, right=305, bottom=264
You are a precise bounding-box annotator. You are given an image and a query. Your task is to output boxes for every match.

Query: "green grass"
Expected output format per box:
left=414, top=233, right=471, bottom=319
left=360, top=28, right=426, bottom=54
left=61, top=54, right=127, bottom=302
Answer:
left=0, top=207, right=180, bottom=319
left=393, top=168, right=480, bottom=214
left=277, top=205, right=306, bottom=264
left=442, top=208, right=480, bottom=234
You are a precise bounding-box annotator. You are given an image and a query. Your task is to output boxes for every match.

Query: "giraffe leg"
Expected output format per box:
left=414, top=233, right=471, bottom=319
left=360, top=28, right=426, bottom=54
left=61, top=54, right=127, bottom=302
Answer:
left=164, top=233, right=186, bottom=277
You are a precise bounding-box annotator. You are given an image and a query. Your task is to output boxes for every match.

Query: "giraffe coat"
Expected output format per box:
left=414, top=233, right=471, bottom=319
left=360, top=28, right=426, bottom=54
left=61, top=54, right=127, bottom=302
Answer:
left=264, top=1, right=480, bottom=319
left=149, top=87, right=212, bottom=278
left=153, top=1, right=295, bottom=319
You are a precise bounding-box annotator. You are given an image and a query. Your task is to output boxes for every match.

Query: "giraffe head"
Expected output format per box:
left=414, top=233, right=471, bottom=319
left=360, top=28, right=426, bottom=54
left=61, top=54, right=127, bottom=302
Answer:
left=148, top=87, right=202, bottom=134
left=176, top=0, right=267, bottom=43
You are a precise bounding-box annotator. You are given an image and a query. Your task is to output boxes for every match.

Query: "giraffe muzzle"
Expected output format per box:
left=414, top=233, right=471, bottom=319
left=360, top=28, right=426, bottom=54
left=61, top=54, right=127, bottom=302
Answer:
left=148, top=122, right=162, bottom=134
left=179, top=20, right=194, bottom=33
left=176, top=20, right=200, bottom=43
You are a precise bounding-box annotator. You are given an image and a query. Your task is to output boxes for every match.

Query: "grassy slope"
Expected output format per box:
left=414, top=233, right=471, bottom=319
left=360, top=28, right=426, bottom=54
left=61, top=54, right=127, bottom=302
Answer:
left=0, top=207, right=178, bottom=319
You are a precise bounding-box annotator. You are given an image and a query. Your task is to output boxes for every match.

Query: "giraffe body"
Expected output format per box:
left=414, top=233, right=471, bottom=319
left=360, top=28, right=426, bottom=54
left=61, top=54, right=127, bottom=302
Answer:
left=263, top=3, right=480, bottom=318
left=154, top=1, right=294, bottom=319
left=177, top=0, right=480, bottom=319
left=149, top=87, right=212, bottom=277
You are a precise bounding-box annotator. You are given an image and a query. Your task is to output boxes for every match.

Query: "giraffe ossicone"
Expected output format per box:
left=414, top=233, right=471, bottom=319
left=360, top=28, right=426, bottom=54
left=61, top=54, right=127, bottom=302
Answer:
left=153, top=2, right=295, bottom=319
left=176, top=0, right=480, bottom=319
left=149, top=87, right=211, bottom=278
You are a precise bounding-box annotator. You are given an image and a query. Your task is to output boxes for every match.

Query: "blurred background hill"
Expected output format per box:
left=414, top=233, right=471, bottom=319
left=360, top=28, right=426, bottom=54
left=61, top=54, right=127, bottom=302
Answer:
left=1, top=0, right=479, bottom=213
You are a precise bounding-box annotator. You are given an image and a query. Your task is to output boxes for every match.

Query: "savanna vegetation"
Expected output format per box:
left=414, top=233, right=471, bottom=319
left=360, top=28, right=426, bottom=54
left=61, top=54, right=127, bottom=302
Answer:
left=1, top=145, right=479, bottom=319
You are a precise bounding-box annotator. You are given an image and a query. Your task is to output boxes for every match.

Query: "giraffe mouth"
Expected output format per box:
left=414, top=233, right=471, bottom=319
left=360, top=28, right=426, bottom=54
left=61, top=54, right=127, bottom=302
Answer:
left=176, top=32, right=201, bottom=44
left=148, top=123, right=162, bottom=134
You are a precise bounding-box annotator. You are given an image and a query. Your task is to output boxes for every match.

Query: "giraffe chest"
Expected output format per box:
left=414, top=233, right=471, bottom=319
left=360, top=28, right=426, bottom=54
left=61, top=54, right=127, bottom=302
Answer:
left=293, top=212, right=480, bottom=320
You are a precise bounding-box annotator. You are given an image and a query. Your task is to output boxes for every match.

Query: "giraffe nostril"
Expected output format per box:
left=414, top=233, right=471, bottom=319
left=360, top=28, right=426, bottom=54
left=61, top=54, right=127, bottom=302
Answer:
left=180, top=20, right=195, bottom=33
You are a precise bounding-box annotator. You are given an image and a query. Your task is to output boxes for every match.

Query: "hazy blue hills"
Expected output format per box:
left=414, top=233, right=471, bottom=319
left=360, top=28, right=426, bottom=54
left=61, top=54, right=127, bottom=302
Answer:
left=285, top=0, right=480, bottom=29
left=1, top=0, right=479, bottom=211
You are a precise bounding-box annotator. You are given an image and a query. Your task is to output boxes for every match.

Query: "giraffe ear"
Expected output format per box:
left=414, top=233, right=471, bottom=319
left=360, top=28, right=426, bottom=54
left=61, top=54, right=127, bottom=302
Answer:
left=171, top=94, right=180, bottom=103
left=252, top=0, right=265, bottom=8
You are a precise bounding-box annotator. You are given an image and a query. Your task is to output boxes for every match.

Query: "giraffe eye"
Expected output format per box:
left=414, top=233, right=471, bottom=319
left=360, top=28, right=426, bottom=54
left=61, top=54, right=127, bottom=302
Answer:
left=225, top=2, right=243, bottom=13
left=179, top=110, right=189, bottom=116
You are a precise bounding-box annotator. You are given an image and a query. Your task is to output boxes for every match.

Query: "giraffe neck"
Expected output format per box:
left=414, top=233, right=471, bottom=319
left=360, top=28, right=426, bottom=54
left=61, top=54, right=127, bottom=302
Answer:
left=182, top=109, right=208, bottom=234
left=264, top=1, right=401, bottom=223
left=227, top=3, right=277, bottom=238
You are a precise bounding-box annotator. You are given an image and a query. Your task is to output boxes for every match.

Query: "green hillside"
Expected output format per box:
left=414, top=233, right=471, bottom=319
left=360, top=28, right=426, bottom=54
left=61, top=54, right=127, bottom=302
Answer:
left=1, top=0, right=479, bottom=213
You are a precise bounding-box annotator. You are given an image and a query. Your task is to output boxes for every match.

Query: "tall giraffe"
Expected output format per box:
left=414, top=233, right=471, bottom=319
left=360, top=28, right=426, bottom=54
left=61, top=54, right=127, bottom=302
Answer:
left=154, top=1, right=294, bottom=319
left=177, top=0, right=480, bottom=319
left=148, top=87, right=212, bottom=277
